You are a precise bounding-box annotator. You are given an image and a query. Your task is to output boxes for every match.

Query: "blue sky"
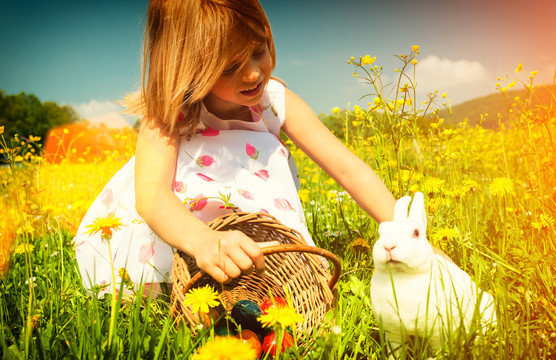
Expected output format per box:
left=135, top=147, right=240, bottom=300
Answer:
left=1, top=0, right=555, bottom=127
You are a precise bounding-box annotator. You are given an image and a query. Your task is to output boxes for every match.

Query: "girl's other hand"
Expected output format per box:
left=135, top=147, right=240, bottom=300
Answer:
left=190, top=229, right=266, bottom=283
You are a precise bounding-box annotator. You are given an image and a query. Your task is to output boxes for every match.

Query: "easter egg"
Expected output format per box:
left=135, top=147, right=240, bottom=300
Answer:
left=214, top=326, right=236, bottom=337
left=260, top=296, right=288, bottom=314
left=199, top=308, right=220, bottom=327
left=231, top=299, right=263, bottom=334
left=235, top=329, right=263, bottom=359
left=262, top=331, right=294, bottom=356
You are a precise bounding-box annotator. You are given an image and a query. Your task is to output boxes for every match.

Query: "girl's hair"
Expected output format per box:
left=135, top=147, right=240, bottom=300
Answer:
left=124, top=0, right=276, bottom=136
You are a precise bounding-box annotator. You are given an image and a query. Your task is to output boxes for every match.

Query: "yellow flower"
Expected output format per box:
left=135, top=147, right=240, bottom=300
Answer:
left=530, top=70, right=539, bottom=76
left=411, top=45, right=420, bottom=52
left=515, top=63, right=522, bottom=73
left=0, top=126, right=4, bottom=135
left=348, top=238, right=371, bottom=253
left=184, top=285, right=220, bottom=314
left=258, top=303, right=304, bottom=329
left=441, top=92, right=447, bottom=98
left=14, top=243, right=35, bottom=255
left=532, top=214, right=555, bottom=230
left=360, top=54, right=376, bottom=66
left=331, top=107, right=340, bottom=115
left=423, top=177, right=445, bottom=194
left=431, top=228, right=458, bottom=249
left=118, top=267, right=130, bottom=282
left=489, top=177, right=515, bottom=197
left=193, top=336, right=256, bottom=360
left=85, top=214, right=124, bottom=240
left=63, top=128, right=69, bottom=134
left=412, top=59, right=418, bottom=65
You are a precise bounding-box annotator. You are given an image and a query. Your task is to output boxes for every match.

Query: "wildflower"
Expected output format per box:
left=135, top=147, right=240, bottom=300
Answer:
left=489, top=177, right=515, bottom=197
left=14, top=243, right=34, bottom=254
left=431, top=228, right=458, bottom=248
left=331, top=107, right=340, bottom=115
left=118, top=267, right=130, bottom=282
left=441, top=92, right=447, bottom=98
left=193, top=336, right=256, bottom=360
left=411, top=45, right=420, bottom=52
left=412, top=59, right=418, bottom=65
left=532, top=214, right=555, bottom=230
left=184, top=285, right=220, bottom=314
left=423, top=177, right=445, bottom=194
left=530, top=70, right=539, bottom=76
left=515, top=63, right=522, bottom=73
left=348, top=238, right=371, bottom=253
left=0, top=125, right=3, bottom=134
left=85, top=214, right=124, bottom=240
left=63, top=128, right=69, bottom=134
left=258, top=303, right=304, bottom=329
left=360, top=54, right=376, bottom=66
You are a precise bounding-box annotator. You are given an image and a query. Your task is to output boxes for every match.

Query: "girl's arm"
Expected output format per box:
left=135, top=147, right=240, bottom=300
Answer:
left=282, top=88, right=396, bottom=223
left=134, top=120, right=265, bottom=282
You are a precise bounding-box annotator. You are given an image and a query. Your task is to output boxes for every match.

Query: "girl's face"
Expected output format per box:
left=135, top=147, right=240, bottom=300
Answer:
left=204, top=43, right=272, bottom=119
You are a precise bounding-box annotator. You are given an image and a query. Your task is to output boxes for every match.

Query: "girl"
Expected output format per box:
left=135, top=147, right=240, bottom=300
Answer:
left=74, top=0, right=397, bottom=297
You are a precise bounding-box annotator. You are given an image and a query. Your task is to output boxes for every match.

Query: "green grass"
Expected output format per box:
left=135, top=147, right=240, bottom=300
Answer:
left=1, top=49, right=555, bottom=359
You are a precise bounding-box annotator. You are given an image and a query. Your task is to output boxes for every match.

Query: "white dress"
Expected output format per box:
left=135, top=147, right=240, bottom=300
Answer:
left=73, top=79, right=312, bottom=295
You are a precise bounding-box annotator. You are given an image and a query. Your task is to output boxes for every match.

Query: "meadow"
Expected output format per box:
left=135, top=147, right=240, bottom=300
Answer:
left=1, top=47, right=555, bottom=359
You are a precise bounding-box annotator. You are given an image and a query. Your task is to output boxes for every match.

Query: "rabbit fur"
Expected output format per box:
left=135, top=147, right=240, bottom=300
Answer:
left=370, top=192, right=496, bottom=356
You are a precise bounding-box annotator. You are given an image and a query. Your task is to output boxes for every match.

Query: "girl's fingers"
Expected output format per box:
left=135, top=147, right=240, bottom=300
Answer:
left=240, top=238, right=265, bottom=277
left=220, top=258, right=242, bottom=280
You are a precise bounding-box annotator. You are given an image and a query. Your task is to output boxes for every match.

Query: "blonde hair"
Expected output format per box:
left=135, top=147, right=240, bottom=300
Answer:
left=124, top=0, right=276, bottom=136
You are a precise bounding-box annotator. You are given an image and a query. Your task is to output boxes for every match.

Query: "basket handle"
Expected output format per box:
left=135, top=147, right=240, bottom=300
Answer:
left=182, top=244, right=341, bottom=294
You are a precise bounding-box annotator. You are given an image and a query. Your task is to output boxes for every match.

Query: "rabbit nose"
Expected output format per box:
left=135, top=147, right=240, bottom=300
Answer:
left=384, top=245, right=397, bottom=253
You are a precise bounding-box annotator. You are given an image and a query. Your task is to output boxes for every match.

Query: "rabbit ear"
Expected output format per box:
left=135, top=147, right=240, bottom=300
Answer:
left=408, top=192, right=427, bottom=229
left=393, top=195, right=412, bottom=221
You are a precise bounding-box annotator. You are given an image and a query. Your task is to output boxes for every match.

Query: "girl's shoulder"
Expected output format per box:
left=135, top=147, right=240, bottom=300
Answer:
left=258, top=77, right=287, bottom=129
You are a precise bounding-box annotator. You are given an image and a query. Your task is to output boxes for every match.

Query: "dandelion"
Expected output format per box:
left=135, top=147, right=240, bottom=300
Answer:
left=431, top=228, right=458, bottom=249
left=348, top=238, right=371, bottom=253
left=193, top=336, right=256, bottom=360
left=489, top=177, right=515, bottom=197
left=258, top=303, right=304, bottom=329
left=14, top=243, right=34, bottom=254
left=85, top=214, right=124, bottom=240
left=184, top=285, right=220, bottom=314
left=423, top=177, right=445, bottom=194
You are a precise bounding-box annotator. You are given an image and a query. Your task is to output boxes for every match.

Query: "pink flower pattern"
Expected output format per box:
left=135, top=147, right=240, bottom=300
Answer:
left=254, top=169, right=269, bottom=181
left=197, top=155, right=215, bottom=167
left=274, top=198, right=294, bottom=212
left=196, top=173, right=215, bottom=182
left=200, top=127, right=219, bottom=136
left=173, top=181, right=185, bottom=193
left=246, top=143, right=259, bottom=160
left=188, top=195, right=208, bottom=211
left=138, top=242, right=155, bottom=264
left=239, top=189, right=254, bottom=200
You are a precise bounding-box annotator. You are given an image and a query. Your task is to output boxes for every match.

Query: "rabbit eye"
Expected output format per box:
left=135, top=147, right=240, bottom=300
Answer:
left=413, top=229, right=420, bottom=238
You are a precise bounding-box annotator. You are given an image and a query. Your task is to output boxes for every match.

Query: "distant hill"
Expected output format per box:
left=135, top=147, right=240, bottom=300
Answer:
left=437, top=85, right=555, bottom=129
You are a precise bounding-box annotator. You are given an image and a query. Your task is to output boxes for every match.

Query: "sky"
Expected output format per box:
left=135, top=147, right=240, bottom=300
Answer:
left=1, top=0, right=555, bottom=127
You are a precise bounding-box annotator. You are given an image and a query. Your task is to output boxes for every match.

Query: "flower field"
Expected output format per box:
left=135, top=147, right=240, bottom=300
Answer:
left=1, top=48, right=555, bottom=359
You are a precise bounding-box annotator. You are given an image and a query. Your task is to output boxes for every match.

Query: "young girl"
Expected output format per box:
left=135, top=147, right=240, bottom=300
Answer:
left=73, top=0, right=397, bottom=297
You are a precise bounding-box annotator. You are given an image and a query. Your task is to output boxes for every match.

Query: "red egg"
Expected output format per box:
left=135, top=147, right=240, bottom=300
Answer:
left=260, top=296, right=288, bottom=314
left=235, top=329, right=263, bottom=359
left=262, top=330, right=294, bottom=356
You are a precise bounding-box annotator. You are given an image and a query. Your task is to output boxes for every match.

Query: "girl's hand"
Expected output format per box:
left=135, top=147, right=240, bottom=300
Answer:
left=189, top=229, right=267, bottom=283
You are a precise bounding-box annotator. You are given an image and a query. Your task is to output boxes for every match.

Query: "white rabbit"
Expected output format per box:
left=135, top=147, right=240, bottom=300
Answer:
left=370, top=192, right=496, bottom=358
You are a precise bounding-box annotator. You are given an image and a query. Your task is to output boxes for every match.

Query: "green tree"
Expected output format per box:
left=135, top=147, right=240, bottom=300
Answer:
left=0, top=90, right=79, bottom=144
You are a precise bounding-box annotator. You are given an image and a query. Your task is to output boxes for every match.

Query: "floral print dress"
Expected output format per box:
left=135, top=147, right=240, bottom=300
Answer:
left=73, top=79, right=311, bottom=295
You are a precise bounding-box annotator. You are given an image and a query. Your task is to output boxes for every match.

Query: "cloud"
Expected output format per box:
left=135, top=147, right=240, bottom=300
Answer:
left=415, top=56, right=493, bottom=102
left=72, top=99, right=136, bottom=128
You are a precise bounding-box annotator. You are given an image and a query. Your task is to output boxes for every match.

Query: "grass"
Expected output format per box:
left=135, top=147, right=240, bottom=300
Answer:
left=1, top=47, right=555, bottom=359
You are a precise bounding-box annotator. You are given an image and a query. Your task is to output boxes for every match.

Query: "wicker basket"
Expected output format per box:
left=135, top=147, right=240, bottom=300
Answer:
left=170, top=212, right=341, bottom=335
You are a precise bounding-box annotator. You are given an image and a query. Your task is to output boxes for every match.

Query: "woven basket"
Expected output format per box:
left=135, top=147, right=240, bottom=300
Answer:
left=170, top=212, right=341, bottom=335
